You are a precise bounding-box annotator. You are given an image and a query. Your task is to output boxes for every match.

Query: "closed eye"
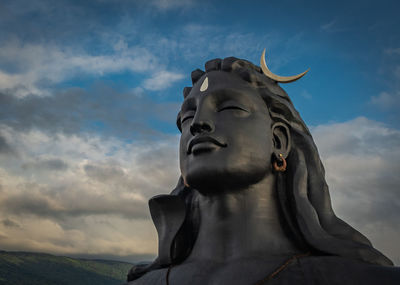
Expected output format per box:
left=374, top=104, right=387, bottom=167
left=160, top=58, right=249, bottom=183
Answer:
left=181, top=115, right=194, bottom=123
left=181, top=110, right=195, bottom=124
left=218, top=105, right=249, bottom=112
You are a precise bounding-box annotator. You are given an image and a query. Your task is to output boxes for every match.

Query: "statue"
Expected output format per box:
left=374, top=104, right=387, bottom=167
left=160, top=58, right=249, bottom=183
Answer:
left=125, top=50, right=400, bottom=284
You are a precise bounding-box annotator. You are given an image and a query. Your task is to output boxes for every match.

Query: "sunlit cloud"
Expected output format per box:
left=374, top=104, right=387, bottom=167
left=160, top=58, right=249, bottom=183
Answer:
left=0, top=126, right=180, bottom=258
left=0, top=117, right=398, bottom=264
left=312, top=117, right=400, bottom=264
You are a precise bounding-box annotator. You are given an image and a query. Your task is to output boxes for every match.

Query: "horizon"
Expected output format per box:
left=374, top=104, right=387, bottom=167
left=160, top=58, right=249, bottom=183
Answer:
left=0, top=0, right=399, bottom=265
left=0, top=249, right=150, bottom=264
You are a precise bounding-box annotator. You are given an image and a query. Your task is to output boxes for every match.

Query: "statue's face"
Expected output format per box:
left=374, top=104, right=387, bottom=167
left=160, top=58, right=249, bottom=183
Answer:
left=179, top=71, right=274, bottom=193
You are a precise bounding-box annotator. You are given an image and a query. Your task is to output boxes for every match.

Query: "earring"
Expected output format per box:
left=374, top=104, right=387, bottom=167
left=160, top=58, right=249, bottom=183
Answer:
left=273, top=153, right=287, bottom=172
left=183, top=177, right=190, bottom=187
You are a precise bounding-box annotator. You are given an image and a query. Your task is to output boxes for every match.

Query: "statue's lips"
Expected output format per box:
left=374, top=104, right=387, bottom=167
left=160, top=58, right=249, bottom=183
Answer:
left=187, top=136, right=227, bottom=154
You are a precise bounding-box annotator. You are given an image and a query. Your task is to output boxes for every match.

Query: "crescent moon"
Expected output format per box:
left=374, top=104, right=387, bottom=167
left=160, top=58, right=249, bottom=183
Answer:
left=260, top=49, right=309, bottom=83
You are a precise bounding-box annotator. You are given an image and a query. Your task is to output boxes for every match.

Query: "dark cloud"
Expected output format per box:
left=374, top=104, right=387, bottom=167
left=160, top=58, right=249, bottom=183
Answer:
left=2, top=190, right=59, bottom=218
left=1, top=187, right=149, bottom=220
left=84, top=163, right=125, bottom=182
left=21, top=158, right=68, bottom=171
left=0, top=134, right=17, bottom=156
left=0, top=86, right=180, bottom=140
left=1, top=218, right=20, bottom=228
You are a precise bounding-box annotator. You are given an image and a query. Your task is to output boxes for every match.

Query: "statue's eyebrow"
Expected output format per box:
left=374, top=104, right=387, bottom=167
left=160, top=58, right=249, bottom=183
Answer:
left=181, top=97, right=196, bottom=112
left=212, top=88, right=249, bottom=104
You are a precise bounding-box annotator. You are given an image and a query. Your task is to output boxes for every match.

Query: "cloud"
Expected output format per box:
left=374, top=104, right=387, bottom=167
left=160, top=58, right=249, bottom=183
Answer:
left=0, top=87, right=180, bottom=140
left=84, top=163, right=125, bottom=183
left=312, top=117, right=400, bottom=264
left=320, top=20, right=336, bottom=31
left=384, top=48, right=400, bottom=56
left=0, top=116, right=399, bottom=263
left=1, top=218, right=20, bottom=228
left=319, top=19, right=350, bottom=33
left=0, top=134, right=17, bottom=156
left=0, top=1, right=299, bottom=98
left=143, top=71, right=184, bottom=91
left=370, top=91, right=400, bottom=110
left=0, top=1, right=195, bottom=97
left=149, top=0, right=194, bottom=10
left=21, top=158, right=68, bottom=171
left=300, top=90, right=312, bottom=99
left=156, top=25, right=306, bottom=72
left=0, top=0, right=398, bottom=264
left=0, top=126, right=180, bottom=257
left=371, top=48, right=400, bottom=119
left=170, top=25, right=268, bottom=61
left=0, top=40, right=163, bottom=96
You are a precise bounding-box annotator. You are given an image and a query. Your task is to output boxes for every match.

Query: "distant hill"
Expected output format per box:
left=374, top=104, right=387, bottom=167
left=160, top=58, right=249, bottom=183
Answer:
left=0, top=250, right=134, bottom=285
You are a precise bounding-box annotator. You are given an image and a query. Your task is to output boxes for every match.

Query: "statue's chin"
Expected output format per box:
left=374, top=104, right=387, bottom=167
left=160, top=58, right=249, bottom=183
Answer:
left=184, top=168, right=270, bottom=195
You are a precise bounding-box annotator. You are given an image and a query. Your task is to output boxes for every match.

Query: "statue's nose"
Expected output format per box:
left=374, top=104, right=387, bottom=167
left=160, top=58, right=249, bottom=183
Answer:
left=190, top=119, right=214, bottom=135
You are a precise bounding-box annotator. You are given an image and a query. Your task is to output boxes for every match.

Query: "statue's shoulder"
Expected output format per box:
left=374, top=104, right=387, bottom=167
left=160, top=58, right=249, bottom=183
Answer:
left=298, top=256, right=400, bottom=285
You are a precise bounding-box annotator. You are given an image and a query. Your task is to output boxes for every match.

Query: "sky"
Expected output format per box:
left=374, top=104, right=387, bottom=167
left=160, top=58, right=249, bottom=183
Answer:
left=0, top=0, right=399, bottom=264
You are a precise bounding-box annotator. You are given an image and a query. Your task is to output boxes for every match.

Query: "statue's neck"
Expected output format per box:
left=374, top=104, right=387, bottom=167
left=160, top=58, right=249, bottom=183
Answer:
left=187, top=174, right=301, bottom=263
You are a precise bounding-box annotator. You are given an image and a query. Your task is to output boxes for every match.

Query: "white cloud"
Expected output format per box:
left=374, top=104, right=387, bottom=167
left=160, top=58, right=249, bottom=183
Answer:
left=370, top=90, right=400, bottom=110
left=0, top=20, right=299, bottom=97
left=0, top=70, right=47, bottom=97
left=0, top=39, right=181, bottom=96
left=143, top=70, right=184, bottom=91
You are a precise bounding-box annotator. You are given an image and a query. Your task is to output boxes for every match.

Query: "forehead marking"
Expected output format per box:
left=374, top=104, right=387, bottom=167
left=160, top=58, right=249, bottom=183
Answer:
left=200, top=77, right=208, bottom=92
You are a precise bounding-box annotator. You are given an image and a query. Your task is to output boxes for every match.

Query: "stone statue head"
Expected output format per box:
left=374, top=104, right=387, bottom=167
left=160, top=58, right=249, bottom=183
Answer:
left=127, top=55, right=392, bottom=282
left=178, top=63, right=284, bottom=193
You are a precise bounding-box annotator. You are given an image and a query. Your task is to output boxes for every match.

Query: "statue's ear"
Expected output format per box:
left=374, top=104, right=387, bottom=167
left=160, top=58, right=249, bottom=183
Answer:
left=272, top=122, right=291, bottom=159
